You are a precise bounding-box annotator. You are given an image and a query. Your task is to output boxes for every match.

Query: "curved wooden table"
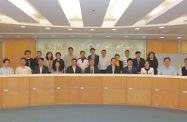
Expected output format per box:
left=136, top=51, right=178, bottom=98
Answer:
left=0, top=74, right=186, bottom=110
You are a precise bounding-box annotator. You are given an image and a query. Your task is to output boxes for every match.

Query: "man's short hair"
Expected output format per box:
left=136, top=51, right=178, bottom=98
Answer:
left=101, top=49, right=106, bottom=53
left=163, top=57, right=170, bottom=61
left=37, top=51, right=42, bottom=54
left=90, top=48, right=96, bottom=52
left=115, top=54, right=120, bottom=57
left=20, top=57, right=26, bottom=61
left=127, top=58, right=133, bottom=62
left=111, top=58, right=116, bottom=61
left=135, top=51, right=141, bottom=55
left=38, top=58, right=44, bottom=61
left=68, top=47, right=73, bottom=51
left=89, top=59, right=95, bottom=62
left=3, top=58, right=10, bottom=63
left=24, top=50, right=31, bottom=55
left=184, top=58, right=187, bottom=61
left=125, top=50, right=130, bottom=53
left=72, top=58, right=77, bottom=62
left=56, top=52, right=61, bottom=56
left=80, top=51, right=85, bottom=54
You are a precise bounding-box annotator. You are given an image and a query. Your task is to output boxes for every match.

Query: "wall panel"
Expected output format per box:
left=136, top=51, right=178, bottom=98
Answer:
left=4, top=39, right=36, bottom=70
left=146, top=40, right=179, bottom=56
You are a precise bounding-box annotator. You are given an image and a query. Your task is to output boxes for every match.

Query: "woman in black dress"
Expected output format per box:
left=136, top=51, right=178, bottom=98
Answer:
left=147, top=52, right=158, bottom=75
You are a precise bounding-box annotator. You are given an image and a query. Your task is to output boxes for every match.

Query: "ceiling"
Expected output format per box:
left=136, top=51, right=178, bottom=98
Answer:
left=0, top=0, right=186, bottom=40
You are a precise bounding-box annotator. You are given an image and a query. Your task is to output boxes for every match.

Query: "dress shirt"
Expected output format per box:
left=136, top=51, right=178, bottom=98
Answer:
left=158, top=65, right=177, bottom=76
left=90, top=66, right=94, bottom=73
left=122, top=57, right=129, bottom=68
left=39, top=66, right=43, bottom=74
left=64, top=55, right=76, bottom=68
left=91, top=55, right=95, bottom=60
left=98, top=56, right=111, bottom=70
left=0, top=67, right=14, bottom=75
left=72, top=66, right=76, bottom=73
left=178, top=67, right=187, bottom=76
left=15, top=66, right=32, bottom=74
left=128, top=66, right=132, bottom=73
left=112, top=65, right=115, bottom=74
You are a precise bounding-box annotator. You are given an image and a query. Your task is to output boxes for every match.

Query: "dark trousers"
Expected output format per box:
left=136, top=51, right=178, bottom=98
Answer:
left=100, top=70, right=106, bottom=74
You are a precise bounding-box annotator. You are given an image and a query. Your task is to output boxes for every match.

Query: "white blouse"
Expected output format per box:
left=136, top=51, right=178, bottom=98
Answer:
left=141, top=67, right=154, bottom=75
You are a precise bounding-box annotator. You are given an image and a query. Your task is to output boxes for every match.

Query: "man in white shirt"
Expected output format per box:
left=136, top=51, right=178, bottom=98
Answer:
left=158, top=57, right=177, bottom=76
left=122, top=50, right=130, bottom=68
left=0, top=58, right=14, bottom=75
left=15, top=58, right=32, bottom=74
left=98, top=50, right=111, bottom=73
left=178, top=58, right=187, bottom=76
left=77, top=51, right=88, bottom=73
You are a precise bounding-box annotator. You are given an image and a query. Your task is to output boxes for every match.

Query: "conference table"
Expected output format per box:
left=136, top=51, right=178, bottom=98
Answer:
left=0, top=74, right=187, bottom=111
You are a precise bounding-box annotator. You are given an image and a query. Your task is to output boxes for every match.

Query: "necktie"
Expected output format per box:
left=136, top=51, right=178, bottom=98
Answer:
left=90, top=68, right=93, bottom=73
left=137, top=59, right=140, bottom=69
left=129, top=67, right=132, bottom=74
left=28, top=60, right=30, bottom=66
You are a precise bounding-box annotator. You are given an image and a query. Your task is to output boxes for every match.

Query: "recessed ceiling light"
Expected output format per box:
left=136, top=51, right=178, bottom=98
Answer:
left=21, top=25, right=26, bottom=28
left=70, top=35, right=74, bottom=37
left=124, top=36, right=128, bottom=38
left=135, top=28, right=140, bottom=30
left=90, top=29, right=95, bottom=31
left=68, top=28, right=72, bottom=31
left=88, top=35, right=92, bottom=38
left=142, top=36, right=146, bottom=38
left=112, top=28, right=117, bottom=31
left=52, top=35, right=56, bottom=38
left=106, top=36, right=110, bottom=38
left=159, top=26, right=165, bottom=29
left=160, top=37, right=164, bottom=39
left=177, top=37, right=182, bottom=39
left=45, top=27, right=51, bottom=30
left=34, top=35, right=38, bottom=38
left=16, top=35, right=20, bottom=38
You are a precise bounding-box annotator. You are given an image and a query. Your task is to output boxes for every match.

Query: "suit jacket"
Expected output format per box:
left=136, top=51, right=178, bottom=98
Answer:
left=106, top=65, right=121, bottom=74
left=26, top=58, right=35, bottom=70
left=85, top=66, right=100, bottom=74
left=52, top=59, right=65, bottom=70
left=88, top=55, right=99, bottom=67
left=132, top=58, right=145, bottom=72
left=66, top=66, right=82, bottom=73
left=122, top=66, right=138, bottom=74
left=33, top=65, right=49, bottom=74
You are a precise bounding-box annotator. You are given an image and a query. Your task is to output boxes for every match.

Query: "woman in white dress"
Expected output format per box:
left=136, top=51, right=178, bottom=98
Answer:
left=141, top=60, right=154, bottom=75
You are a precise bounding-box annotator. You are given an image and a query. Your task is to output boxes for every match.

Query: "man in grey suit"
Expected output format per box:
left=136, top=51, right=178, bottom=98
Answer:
left=122, top=58, right=138, bottom=74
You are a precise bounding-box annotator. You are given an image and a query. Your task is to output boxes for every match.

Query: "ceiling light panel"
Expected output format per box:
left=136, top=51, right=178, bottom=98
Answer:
left=58, top=0, right=83, bottom=27
left=102, top=0, right=133, bottom=27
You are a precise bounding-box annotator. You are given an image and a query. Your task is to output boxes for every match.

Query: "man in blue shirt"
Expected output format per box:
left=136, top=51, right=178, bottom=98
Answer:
left=158, top=57, right=177, bottom=76
left=0, top=58, right=14, bottom=75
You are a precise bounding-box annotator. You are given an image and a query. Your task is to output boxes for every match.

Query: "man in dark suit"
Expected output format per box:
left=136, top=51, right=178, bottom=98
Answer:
left=25, top=50, right=35, bottom=70
left=88, top=48, right=99, bottom=67
left=85, top=59, right=100, bottom=73
left=66, top=58, right=81, bottom=73
left=123, top=58, right=138, bottom=74
left=106, top=58, right=121, bottom=74
left=52, top=52, right=65, bottom=70
left=132, top=51, right=145, bottom=73
left=33, top=58, right=49, bottom=74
